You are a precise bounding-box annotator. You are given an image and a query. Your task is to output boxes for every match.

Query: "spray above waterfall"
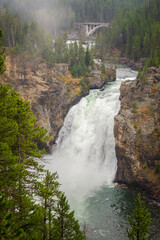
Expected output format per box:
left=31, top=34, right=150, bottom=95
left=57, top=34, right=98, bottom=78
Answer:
left=44, top=67, right=137, bottom=202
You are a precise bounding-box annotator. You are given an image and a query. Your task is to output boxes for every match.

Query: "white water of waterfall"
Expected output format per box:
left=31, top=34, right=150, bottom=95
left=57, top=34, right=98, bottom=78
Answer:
left=44, top=67, right=137, bottom=204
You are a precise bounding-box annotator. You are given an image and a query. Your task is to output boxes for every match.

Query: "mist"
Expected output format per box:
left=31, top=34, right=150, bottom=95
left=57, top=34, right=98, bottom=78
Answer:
left=43, top=83, right=120, bottom=205
left=0, top=0, right=75, bottom=34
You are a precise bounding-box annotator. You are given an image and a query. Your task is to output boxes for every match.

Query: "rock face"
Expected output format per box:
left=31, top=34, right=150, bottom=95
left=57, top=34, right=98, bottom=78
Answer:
left=1, top=54, right=116, bottom=150
left=85, top=65, right=116, bottom=89
left=114, top=67, right=160, bottom=200
left=0, top=55, right=84, bottom=149
left=117, top=57, right=146, bottom=70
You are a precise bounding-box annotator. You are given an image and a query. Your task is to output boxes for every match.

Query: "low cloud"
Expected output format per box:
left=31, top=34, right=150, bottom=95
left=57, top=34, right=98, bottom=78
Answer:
left=0, top=0, right=75, bottom=35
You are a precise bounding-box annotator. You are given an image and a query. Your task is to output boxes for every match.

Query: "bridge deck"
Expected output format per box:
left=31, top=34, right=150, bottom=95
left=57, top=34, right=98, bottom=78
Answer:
left=75, top=22, right=109, bottom=25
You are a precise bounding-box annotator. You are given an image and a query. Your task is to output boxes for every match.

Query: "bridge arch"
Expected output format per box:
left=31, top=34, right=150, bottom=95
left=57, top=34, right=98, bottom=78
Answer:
left=75, top=22, right=110, bottom=37
left=88, top=24, right=110, bottom=36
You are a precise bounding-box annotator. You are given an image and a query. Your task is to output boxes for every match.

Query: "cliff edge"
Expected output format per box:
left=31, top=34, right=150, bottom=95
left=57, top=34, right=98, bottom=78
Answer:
left=114, top=67, right=160, bottom=200
left=1, top=54, right=115, bottom=150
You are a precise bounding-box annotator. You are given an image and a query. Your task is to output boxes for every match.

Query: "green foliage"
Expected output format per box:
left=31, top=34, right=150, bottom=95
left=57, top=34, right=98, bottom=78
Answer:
left=0, top=29, right=5, bottom=74
left=0, top=84, right=49, bottom=237
left=0, top=83, right=84, bottom=239
left=155, top=162, right=160, bottom=174
left=80, top=79, right=88, bottom=90
left=0, top=5, right=54, bottom=63
left=0, top=5, right=94, bottom=73
left=36, top=170, right=60, bottom=239
left=0, top=192, right=24, bottom=239
left=0, top=24, right=84, bottom=237
left=101, top=63, right=107, bottom=76
left=134, top=123, right=137, bottom=129
left=1, top=0, right=156, bottom=66
left=131, top=102, right=138, bottom=113
left=65, top=0, right=148, bottom=23
left=53, top=36, right=93, bottom=77
left=95, top=0, right=160, bottom=66
left=35, top=171, right=85, bottom=240
left=127, top=193, right=151, bottom=240
left=52, top=192, right=85, bottom=240
left=137, top=128, right=141, bottom=135
left=95, top=30, right=111, bottom=59
left=0, top=84, right=47, bottom=189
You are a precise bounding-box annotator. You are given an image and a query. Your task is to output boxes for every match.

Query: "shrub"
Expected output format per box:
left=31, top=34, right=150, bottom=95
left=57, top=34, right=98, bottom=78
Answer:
left=131, top=102, right=138, bottom=113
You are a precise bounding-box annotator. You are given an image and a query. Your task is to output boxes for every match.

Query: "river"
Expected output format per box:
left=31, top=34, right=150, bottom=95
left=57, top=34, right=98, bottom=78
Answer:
left=44, top=67, right=160, bottom=240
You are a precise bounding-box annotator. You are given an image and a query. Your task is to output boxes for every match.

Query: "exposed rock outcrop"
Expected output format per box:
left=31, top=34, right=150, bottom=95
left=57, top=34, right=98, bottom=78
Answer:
left=84, top=65, right=116, bottom=89
left=117, top=57, right=146, bottom=70
left=114, top=67, right=160, bottom=200
left=0, top=55, right=84, bottom=149
left=1, top=54, right=115, bottom=150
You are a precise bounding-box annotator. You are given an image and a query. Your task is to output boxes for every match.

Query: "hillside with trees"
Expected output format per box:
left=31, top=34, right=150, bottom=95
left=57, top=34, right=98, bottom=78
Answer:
left=0, top=4, right=94, bottom=77
left=1, top=0, right=156, bottom=72
left=66, top=0, right=148, bottom=22
left=0, top=45, right=85, bottom=239
left=96, top=0, right=160, bottom=67
left=0, top=0, right=148, bottom=24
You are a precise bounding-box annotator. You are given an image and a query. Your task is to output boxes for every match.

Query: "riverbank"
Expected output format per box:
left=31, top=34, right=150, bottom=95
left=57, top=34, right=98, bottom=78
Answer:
left=104, top=48, right=146, bottom=71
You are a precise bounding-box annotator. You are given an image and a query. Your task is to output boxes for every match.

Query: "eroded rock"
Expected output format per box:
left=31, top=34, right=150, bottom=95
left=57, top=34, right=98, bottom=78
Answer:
left=1, top=54, right=116, bottom=151
left=114, top=66, right=160, bottom=200
left=1, top=55, right=85, bottom=149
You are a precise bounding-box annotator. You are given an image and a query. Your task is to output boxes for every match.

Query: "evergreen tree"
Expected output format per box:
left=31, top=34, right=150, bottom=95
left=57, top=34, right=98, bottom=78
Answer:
left=0, top=192, right=24, bottom=239
left=132, top=35, right=141, bottom=61
left=127, top=193, right=151, bottom=240
left=0, top=84, right=48, bottom=238
left=0, top=40, right=84, bottom=238
left=36, top=170, right=60, bottom=240
left=0, top=85, right=19, bottom=194
left=52, top=192, right=85, bottom=240
left=0, top=29, right=5, bottom=75
left=143, top=33, right=150, bottom=57
left=95, top=0, right=160, bottom=66
left=85, top=46, right=91, bottom=67
left=11, top=98, right=48, bottom=236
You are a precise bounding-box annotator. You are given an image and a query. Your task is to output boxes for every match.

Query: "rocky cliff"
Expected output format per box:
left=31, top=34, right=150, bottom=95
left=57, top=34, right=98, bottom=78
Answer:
left=1, top=54, right=115, bottom=150
left=114, top=67, right=160, bottom=200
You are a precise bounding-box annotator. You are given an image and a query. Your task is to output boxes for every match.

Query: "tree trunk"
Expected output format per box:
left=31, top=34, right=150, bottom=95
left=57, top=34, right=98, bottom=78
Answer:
left=11, top=25, right=15, bottom=47
left=43, top=199, right=47, bottom=240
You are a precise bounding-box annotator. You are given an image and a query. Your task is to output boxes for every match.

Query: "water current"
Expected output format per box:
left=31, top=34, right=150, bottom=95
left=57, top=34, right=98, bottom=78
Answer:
left=45, top=67, right=160, bottom=240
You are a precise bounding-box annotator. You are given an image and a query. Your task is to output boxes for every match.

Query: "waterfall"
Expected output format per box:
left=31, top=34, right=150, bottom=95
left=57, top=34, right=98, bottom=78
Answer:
left=44, top=67, right=137, bottom=203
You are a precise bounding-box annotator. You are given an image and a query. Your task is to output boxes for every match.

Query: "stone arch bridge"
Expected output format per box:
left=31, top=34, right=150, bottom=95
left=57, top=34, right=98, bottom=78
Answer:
left=75, top=22, right=110, bottom=37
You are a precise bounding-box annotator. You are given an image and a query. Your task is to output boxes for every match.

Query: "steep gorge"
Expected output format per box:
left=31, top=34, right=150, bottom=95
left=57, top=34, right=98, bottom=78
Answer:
left=0, top=54, right=115, bottom=149
left=114, top=67, right=160, bottom=200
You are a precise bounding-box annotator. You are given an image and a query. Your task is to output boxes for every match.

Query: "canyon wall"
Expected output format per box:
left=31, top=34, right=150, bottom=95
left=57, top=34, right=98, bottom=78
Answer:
left=114, top=67, right=160, bottom=200
left=1, top=54, right=115, bottom=150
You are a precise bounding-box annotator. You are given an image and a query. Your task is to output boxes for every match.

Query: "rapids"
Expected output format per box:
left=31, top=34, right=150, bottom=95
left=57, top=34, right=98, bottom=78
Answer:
left=45, top=67, right=137, bottom=201
left=44, top=67, right=160, bottom=240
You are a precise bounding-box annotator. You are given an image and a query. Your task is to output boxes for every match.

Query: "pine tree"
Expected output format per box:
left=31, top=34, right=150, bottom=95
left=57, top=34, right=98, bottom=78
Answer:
left=85, top=46, right=91, bottom=67
left=127, top=193, right=151, bottom=240
left=132, top=35, right=141, bottom=61
left=0, top=29, right=5, bottom=75
left=0, top=84, right=49, bottom=238
left=11, top=97, right=48, bottom=235
left=0, top=192, right=24, bottom=239
left=52, top=192, right=85, bottom=240
left=36, top=170, right=60, bottom=240
left=0, top=85, right=19, bottom=194
left=143, top=33, right=150, bottom=57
